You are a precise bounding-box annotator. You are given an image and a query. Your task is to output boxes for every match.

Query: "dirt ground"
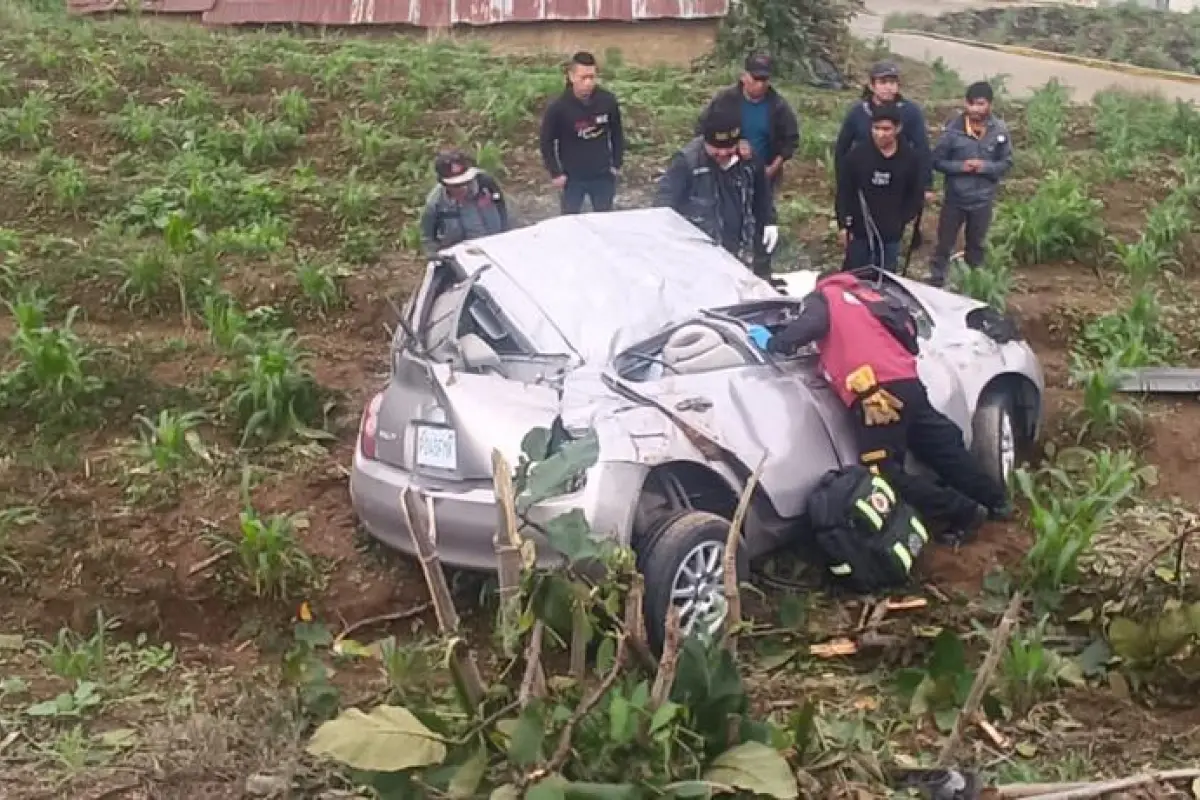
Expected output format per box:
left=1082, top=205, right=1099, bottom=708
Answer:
left=0, top=7, right=1198, bottom=798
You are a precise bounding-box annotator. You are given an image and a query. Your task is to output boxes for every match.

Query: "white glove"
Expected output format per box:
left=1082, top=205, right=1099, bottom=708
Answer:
left=762, top=225, right=779, bottom=254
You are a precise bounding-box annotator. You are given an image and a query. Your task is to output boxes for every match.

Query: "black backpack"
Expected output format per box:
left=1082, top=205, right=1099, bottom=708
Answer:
left=805, top=465, right=930, bottom=594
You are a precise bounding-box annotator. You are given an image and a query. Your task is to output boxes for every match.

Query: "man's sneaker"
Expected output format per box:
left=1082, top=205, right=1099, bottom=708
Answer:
left=935, top=505, right=988, bottom=547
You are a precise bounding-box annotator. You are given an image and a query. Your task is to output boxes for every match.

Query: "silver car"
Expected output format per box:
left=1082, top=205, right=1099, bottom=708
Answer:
left=349, top=208, right=1044, bottom=650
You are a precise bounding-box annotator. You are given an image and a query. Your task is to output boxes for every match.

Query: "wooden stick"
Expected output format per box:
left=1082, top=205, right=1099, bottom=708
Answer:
left=996, top=783, right=1091, bottom=799
left=545, top=634, right=629, bottom=775
left=721, top=455, right=767, bottom=653
left=650, top=606, right=683, bottom=710
left=491, top=449, right=524, bottom=659
left=1119, top=525, right=1198, bottom=599
left=187, top=549, right=231, bottom=576
left=1016, top=768, right=1200, bottom=800
left=569, top=602, right=588, bottom=682
left=935, top=591, right=1023, bottom=768
left=400, top=487, right=486, bottom=709
left=333, top=602, right=432, bottom=644
left=518, top=620, right=545, bottom=708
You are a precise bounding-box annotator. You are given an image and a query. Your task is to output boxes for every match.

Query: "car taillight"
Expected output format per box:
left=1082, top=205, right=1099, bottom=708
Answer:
left=360, top=392, right=383, bottom=460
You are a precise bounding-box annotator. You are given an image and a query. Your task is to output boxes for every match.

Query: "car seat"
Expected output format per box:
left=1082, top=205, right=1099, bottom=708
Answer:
left=661, top=325, right=745, bottom=375
left=456, top=333, right=506, bottom=377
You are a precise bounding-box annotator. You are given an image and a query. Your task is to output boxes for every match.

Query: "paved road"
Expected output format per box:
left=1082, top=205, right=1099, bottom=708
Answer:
left=853, top=0, right=1200, bottom=102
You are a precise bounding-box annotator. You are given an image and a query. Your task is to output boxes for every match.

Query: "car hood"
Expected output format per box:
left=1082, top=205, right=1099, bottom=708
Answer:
left=442, top=208, right=780, bottom=365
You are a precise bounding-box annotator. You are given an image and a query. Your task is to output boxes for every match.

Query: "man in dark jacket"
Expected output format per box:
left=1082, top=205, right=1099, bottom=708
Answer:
left=419, top=149, right=510, bottom=258
left=834, top=61, right=933, bottom=195
left=928, top=81, right=1013, bottom=287
left=751, top=272, right=1013, bottom=541
left=835, top=103, right=924, bottom=272
left=695, top=53, right=800, bottom=190
left=539, top=50, right=625, bottom=215
left=656, top=105, right=779, bottom=275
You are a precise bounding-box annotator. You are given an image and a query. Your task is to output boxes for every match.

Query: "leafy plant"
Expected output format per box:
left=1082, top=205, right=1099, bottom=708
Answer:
left=132, top=408, right=210, bottom=474
left=999, top=615, right=1084, bottom=715
left=225, top=329, right=327, bottom=446
left=895, top=629, right=974, bottom=732
left=204, top=509, right=318, bottom=600
left=1067, top=351, right=1144, bottom=443
left=991, top=170, right=1104, bottom=265
left=950, top=251, right=1012, bottom=310
left=0, top=294, right=102, bottom=418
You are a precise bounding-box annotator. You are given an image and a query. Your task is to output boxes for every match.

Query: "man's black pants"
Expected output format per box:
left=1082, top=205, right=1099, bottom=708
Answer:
left=849, top=378, right=1007, bottom=529
left=930, top=202, right=994, bottom=285
left=561, top=174, right=616, bottom=214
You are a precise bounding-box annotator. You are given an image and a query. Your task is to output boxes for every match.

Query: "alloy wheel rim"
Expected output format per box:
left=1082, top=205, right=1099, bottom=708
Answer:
left=669, top=540, right=728, bottom=639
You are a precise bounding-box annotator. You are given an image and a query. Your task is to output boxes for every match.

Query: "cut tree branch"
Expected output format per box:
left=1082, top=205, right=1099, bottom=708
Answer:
left=650, top=606, right=683, bottom=710
left=1014, top=767, right=1200, bottom=800
left=722, top=455, right=767, bottom=653
left=1119, top=524, right=1197, bottom=600
left=491, top=449, right=525, bottom=659
left=935, top=591, right=1023, bottom=768
left=518, top=620, right=546, bottom=707
left=400, top=487, right=487, bottom=710
left=546, top=634, right=630, bottom=774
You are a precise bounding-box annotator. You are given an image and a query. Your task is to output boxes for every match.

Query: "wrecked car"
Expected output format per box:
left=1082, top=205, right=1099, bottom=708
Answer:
left=350, top=208, right=1044, bottom=651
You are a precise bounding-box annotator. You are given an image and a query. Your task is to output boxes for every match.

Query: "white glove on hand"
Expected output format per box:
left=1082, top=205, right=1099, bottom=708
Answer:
left=762, top=225, right=779, bottom=254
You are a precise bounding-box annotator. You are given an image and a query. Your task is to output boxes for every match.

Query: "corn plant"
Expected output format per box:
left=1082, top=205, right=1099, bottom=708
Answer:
left=226, top=329, right=325, bottom=446
left=1144, top=193, right=1192, bottom=255
left=950, top=255, right=1012, bottom=310
left=272, top=87, right=312, bottom=131
left=1016, top=447, right=1150, bottom=592
left=35, top=611, right=119, bottom=681
left=203, top=292, right=250, bottom=353
left=999, top=615, right=1082, bottom=716
left=1067, top=351, right=1143, bottom=443
left=0, top=293, right=101, bottom=417
left=1078, top=289, right=1177, bottom=367
left=294, top=258, right=345, bottom=314
left=0, top=505, right=38, bottom=576
left=0, top=90, right=57, bottom=150
left=991, top=171, right=1104, bottom=265
left=1025, top=79, right=1070, bottom=166
left=331, top=168, right=382, bottom=227
left=204, top=509, right=317, bottom=600
left=133, top=409, right=210, bottom=474
left=1108, top=234, right=1175, bottom=289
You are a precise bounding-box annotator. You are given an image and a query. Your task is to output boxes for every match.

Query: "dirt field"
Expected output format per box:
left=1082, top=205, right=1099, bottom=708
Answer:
left=0, top=4, right=1199, bottom=798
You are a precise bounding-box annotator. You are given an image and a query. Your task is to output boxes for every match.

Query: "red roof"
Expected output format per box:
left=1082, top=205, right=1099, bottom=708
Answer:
left=68, top=0, right=729, bottom=25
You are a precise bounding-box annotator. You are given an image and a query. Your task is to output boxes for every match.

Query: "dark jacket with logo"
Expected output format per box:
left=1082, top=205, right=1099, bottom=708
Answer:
left=694, top=84, right=801, bottom=163
left=655, top=136, right=776, bottom=262
left=932, top=112, right=1014, bottom=210
left=419, top=173, right=509, bottom=257
left=539, top=86, right=625, bottom=181
left=835, top=138, right=923, bottom=242
left=834, top=90, right=932, bottom=189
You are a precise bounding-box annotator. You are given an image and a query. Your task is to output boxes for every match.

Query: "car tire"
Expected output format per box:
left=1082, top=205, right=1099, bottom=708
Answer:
left=971, top=389, right=1018, bottom=488
left=636, top=510, right=748, bottom=656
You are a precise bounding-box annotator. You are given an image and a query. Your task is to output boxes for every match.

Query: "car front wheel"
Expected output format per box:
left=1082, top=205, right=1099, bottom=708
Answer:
left=971, top=389, right=1018, bottom=487
left=637, top=510, right=748, bottom=655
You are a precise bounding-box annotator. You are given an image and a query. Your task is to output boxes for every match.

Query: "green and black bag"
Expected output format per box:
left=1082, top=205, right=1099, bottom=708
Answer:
left=805, top=465, right=930, bottom=593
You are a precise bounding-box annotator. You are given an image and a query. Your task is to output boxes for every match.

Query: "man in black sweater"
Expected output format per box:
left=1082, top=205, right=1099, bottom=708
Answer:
left=835, top=103, right=924, bottom=272
left=539, top=51, right=625, bottom=215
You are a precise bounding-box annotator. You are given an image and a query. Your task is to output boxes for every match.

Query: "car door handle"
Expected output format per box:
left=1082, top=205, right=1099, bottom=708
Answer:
left=675, top=396, right=712, bottom=412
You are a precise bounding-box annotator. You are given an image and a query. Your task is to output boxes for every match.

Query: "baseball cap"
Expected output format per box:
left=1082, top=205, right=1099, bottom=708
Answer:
left=745, top=53, right=772, bottom=79
left=869, top=60, right=900, bottom=80
left=702, top=107, right=741, bottom=148
left=434, top=149, right=479, bottom=186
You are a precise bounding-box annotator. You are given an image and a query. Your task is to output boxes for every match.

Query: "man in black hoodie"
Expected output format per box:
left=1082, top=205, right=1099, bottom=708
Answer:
left=835, top=103, right=924, bottom=272
left=834, top=62, right=933, bottom=198
left=539, top=51, right=625, bottom=215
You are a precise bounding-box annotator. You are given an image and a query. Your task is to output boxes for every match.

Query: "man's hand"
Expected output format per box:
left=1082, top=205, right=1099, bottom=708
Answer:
left=766, top=159, right=783, bottom=181
left=924, top=190, right=937, bottom=205
left=738, top=140, right=753, bottom=160
left=610, top=167, right=620, bottom=177
left=837, top=228, right=850, bottom=249
left=551, top=175, right=567, bottom=189
left=963, top=159, right=983, bottom=173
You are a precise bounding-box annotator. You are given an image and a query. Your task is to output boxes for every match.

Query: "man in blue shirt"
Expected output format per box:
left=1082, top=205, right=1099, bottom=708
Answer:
left=696, top=53, right=799, bottom=275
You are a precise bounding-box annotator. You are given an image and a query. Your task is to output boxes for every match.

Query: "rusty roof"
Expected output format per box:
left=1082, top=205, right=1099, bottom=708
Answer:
left=69, top=0, right=729, bottom=25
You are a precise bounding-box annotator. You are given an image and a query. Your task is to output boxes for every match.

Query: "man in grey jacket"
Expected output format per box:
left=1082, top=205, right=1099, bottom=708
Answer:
left=928, top=81, right=1013, bottom=287
left=420, top=149, right=510, bottom=258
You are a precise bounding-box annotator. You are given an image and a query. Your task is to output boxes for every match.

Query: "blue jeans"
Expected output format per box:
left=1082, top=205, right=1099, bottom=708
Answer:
left=561, top=174, right=617, bottom=214
left=844, top=236, right=901, bottom=272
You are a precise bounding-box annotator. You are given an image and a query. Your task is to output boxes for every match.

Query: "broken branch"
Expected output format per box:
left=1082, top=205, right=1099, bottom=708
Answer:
left=722, top=455, right=767, bottom=653
left=518, top=619, right=546, bottom=707
left=650, top=606, right=683, bottom=710
left=333, top=602, right=433, bottom=645
left=935, top=591, right=1023, bottom=768
left=1017, top=767, right=1200, bottom=800
left=546, top=634, right=630, bottom=774
left=1119, top=524, right=1198, bottom=599
left=491, top=449, right=525, bottom=659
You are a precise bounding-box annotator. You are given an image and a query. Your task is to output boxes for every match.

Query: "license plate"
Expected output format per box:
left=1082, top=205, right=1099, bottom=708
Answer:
left=415, top=425, right=457, bottom=471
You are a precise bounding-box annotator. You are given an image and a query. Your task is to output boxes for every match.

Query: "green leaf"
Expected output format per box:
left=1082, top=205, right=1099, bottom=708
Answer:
left=542, top=509, right=598, bottom=564
left=491, top=786, right=521, bottom=800
left=447, top=746, right=487, bottom=798
left=527, top=777, right=567, bottom=800
left=517, top=430, right=600, bottom=512
left=306, top=705, right=447, bottom=772
left=521, top=426, right=552, bottom=461
left=609, top=695, right=632, bottom=744
left=664, top=781, right=718, bottom=798
left=1107, top=617, right=1151, bottom=662
left=650, top=701, right=681, bottom=735
left=756, top=649, right=797, bottom=672
left=1077, top=637, right=1111, bottom=677
left=928, top=629, right=967, bottom=679
left=933, top=706, right=959, bottom=733
left=562, top=783, right=641, bottom=799
left=702, top=741, right=799, bottom=799
left=506, top=704, right=545, bottom=768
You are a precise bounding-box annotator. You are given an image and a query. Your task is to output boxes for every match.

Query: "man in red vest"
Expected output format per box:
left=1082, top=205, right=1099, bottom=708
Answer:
left=758, top=272, right=1012, bottom=543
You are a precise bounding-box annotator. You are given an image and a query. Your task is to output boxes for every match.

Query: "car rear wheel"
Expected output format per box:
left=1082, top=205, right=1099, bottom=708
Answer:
left=637, top=510, right=748, bottom=655
left=971, top=389, right=1017, bottom=487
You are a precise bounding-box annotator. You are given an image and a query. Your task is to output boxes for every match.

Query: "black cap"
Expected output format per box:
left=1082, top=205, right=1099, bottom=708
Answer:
left=745, top=53, right=772, bottom=79
left=870, top=60, right=900, bottom=80
left=434, top=149, right=478, bottom=186
left=702, top=107, right=742, bottom=147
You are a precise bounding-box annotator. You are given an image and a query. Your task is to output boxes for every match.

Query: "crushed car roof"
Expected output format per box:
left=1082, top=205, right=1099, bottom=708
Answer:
left=441, top=208, right=781, bottom=363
